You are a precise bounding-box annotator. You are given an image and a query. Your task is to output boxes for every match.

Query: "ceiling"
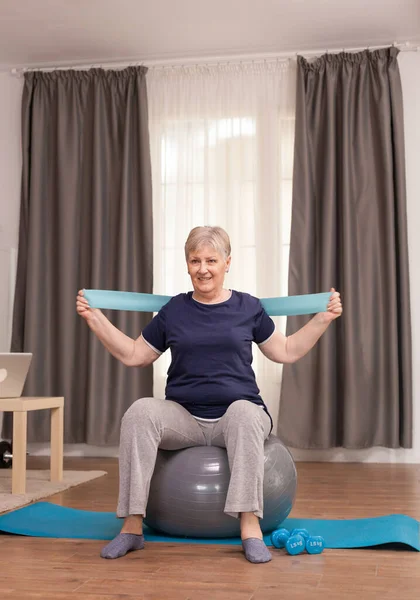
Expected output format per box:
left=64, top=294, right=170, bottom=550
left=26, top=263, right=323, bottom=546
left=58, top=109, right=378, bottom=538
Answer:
left=0, top=0, right=419, bottom=69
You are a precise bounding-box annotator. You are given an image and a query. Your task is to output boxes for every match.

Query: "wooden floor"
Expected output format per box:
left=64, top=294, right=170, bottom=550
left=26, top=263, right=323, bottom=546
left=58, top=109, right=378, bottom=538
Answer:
left=0, top=457, right=419, bottom=599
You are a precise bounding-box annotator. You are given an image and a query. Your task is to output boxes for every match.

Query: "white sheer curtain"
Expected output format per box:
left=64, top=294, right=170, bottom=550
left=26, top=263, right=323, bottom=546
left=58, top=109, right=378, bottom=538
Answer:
left=147, top=61, right=296, bottom=429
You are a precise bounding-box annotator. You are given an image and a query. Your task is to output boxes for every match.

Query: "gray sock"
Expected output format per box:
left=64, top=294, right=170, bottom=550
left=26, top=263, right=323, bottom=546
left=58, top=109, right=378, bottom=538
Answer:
left=242, top=538, right=272, bottom=564
left=100, top=533, right=145, bottom=559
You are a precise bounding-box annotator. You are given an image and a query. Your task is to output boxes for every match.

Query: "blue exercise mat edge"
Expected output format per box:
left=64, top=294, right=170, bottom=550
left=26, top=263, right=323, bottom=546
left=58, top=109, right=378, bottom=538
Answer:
left=0, top=502, right=418, bottom=550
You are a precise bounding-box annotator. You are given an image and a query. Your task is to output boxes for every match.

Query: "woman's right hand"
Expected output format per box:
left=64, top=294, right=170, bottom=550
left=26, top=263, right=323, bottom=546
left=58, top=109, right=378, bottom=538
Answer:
left=76, top=289, right=101, bottom=324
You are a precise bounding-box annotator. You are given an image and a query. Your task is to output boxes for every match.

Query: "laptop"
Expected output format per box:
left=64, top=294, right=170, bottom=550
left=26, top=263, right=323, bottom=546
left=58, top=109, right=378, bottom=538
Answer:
left=0, top=353, right=33, bottom=399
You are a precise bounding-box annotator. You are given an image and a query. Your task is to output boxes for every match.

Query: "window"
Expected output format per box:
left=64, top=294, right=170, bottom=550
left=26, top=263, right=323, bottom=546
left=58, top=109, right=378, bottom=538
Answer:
left=147, top=63, right=296, bottom=419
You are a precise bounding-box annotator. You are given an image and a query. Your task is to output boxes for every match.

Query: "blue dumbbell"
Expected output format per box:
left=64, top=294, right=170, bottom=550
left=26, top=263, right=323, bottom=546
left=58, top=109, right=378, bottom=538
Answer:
left=271, top=528, right=290, bottom=549
left=290, top=528, right=310, bottom=541
left=306, top=535, right=325, bottom=555
left=285, top=533, right=306, bottom=556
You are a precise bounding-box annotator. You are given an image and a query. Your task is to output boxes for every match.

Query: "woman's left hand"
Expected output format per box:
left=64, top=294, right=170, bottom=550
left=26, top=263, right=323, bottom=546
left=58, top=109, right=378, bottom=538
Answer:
left=316, top=288, right=343, bottom=324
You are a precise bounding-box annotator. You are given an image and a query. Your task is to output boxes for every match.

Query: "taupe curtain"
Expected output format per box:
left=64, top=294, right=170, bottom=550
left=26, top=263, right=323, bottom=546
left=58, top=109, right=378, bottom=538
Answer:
left=5, top=67, right=153, bottom=445
left=278, top=48, right=412, bottom=449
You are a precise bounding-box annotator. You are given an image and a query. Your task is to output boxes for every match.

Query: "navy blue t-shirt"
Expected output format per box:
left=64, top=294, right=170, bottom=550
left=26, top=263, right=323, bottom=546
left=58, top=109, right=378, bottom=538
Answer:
left=141, top=290, right=275, bottom=419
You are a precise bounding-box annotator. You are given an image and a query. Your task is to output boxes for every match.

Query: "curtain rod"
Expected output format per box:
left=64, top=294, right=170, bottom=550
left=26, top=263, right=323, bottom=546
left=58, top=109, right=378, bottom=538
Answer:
left=7, top=40, right=419, bottom=77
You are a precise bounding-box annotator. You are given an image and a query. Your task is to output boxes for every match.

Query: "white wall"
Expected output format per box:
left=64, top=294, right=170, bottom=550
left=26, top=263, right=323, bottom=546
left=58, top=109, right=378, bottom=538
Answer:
left=0, top=52, right=419, bottom=461
left=0, top=72, right=22, bottom=352
left=0, top=72, right=22, bottom=437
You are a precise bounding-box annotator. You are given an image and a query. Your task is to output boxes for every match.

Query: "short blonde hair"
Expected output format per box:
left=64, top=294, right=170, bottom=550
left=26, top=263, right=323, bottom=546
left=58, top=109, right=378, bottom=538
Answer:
left=185, top=226, right=231, bottom=261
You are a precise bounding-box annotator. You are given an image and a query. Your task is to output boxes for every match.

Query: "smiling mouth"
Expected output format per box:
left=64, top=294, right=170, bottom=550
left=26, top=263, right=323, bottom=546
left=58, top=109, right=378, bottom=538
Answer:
left=198, top=277, right=212, bottom=281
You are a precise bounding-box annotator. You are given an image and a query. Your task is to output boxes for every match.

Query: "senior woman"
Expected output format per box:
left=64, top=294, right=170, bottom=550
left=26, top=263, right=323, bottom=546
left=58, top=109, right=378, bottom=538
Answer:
left=76, top=226, right=342, bottom=563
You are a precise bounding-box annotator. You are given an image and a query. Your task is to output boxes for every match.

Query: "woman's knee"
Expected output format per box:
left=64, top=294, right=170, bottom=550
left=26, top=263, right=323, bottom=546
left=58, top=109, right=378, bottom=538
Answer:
left=225, top=400, right=265, bottom=429
left=122, top=397, right=160, bottom=425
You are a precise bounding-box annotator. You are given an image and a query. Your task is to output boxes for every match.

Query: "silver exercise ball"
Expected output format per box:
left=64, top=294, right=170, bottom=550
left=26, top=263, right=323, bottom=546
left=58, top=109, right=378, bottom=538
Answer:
left=144, top=435, right=297, bottom=538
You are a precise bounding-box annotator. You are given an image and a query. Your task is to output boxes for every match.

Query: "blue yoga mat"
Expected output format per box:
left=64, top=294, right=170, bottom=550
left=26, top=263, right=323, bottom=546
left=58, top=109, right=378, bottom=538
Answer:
left=83, top=290, right=331, bottom=317
left=0, top=503, right=418, bottom=550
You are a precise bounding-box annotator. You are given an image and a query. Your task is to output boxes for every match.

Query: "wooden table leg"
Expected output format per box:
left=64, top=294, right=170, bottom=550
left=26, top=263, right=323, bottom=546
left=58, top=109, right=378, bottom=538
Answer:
left=50, top=405, right=63, bottom=482
left=12, top=411, right=27, bottom=494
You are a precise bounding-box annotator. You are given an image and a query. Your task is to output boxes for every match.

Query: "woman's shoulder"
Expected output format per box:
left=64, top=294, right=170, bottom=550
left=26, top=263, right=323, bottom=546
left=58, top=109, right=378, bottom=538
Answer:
left=232, top=290, right=263, bottom=310
left=160, top=292, right=192, bottom=311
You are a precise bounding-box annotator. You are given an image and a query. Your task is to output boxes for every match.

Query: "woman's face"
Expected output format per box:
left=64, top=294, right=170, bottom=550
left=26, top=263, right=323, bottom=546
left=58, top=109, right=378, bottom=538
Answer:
left=187, top=245, right=231, bottom=297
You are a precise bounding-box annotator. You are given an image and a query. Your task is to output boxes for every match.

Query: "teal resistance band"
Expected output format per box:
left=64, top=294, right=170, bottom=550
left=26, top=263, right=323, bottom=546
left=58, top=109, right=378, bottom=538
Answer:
left=83, top=289, right=331, bottom=316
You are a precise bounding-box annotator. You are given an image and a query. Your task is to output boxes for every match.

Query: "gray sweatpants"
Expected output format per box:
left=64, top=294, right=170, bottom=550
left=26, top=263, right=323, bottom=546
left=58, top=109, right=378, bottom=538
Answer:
left=117, top=398, right=272, bottom=520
